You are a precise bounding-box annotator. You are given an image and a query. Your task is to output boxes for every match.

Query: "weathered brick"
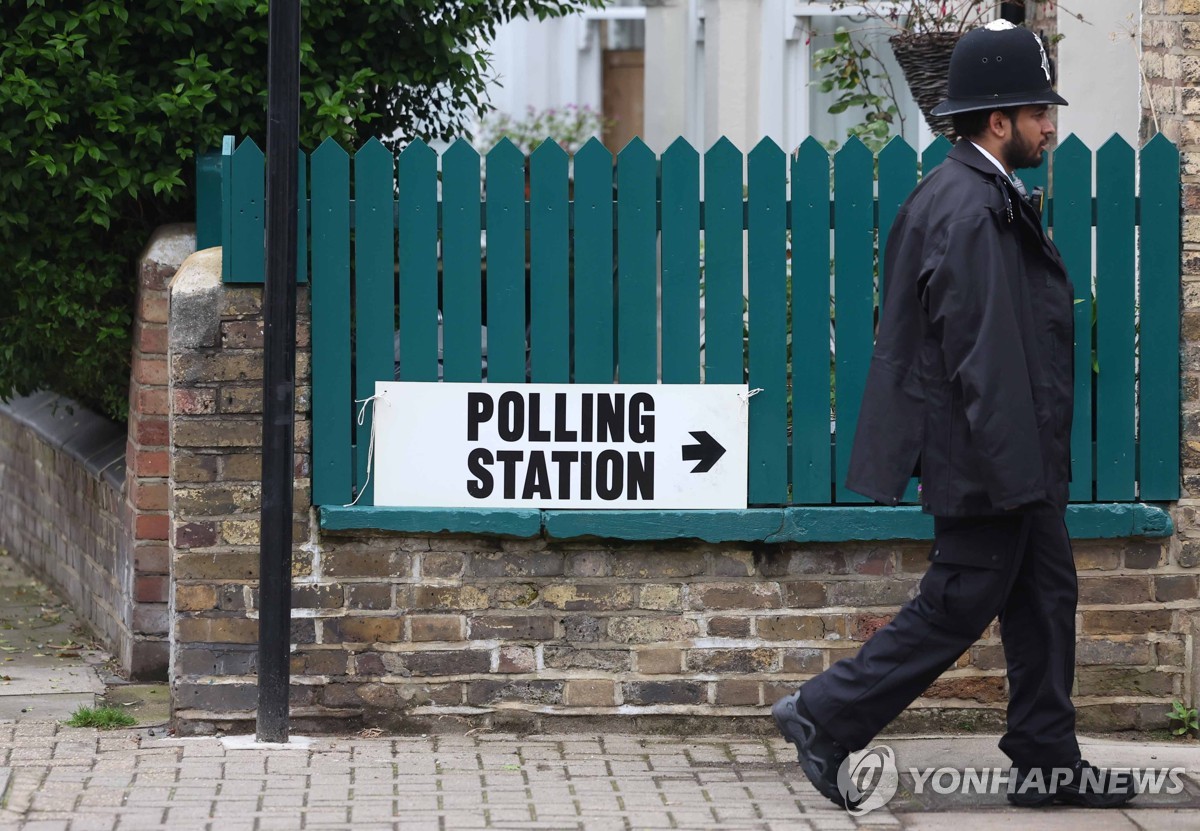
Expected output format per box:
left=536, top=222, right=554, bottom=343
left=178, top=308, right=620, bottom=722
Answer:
left=490, top=584, right=540, bottom=608
left=135, top=575, right=168, bottom=603
left=1076, top=667, right=1177, bottom=697
left=425, top=683, right=464, bottom=706
left=221, top=453, right=262, bottom=481
left=623, top=680, right=705, bottom=705
left=850, top=613, right=894, bottom=640
left=1078, top=576, right=1153, bottom=605
left=1075, top=639, right=1153, bottom=666
left=139, top=291, right=168, bottom=324
left=468, top=615, right=555, bottom=640
left=468, top=680, right=564, bottom=706
left=411, top=615, right=465, bottom=642
left=135, top=544, right=170, bottom=575
left=713, top=680, right=760, bottom=706
left=781, top=647, right=823, bottom=674
left=825, top=579, right=917, bottom=607
left=133, top=449, right=169, bottom=478
left=221, top=520, right=258, bottom=546
left=175, top=682, right=258, bottom=712
left=707, top=616, right=751, bottom=638
left=137, top=323, right=168, bottom=355
left=1178, top=538, right=1200, bottom=568
left=221, top=320, right=265, bottom=349
left=173, top=388, right=217, bottom=416
left=131, top=480, right=169, bottom=511
left=541, top=584, right=633, bottom=611
left=688, top=582, right=781, bottom=610
left=638, top=584, right=683, bottom=611
left=177, top=616, right=259, bottom=644
left=320, top=683, right=363, bottom=708
left=175, top=584, right=217, bottom=612
left=219, top=586, right=250, bottom=612
left=174, top=418, right=262, bottom=449
left=324, top=549, right=412, bottom=578
left=1124, top=543, right=1166, bottom=570
left=561, top=614, right=605, bottom=642
left=1082, top=610, right=1174, bottom=634
left=497, top=645, right=536, bottom=673
left=172, top=352, right=263, bottom=385
left=346, top=584, right=393, bottom=610
left=970, top=644, right=1006, bottom=671
left=173, top=452, right=218, bottom=483
left=219, top=385, right=264, bottom=414
left=710, top=550, right=756, bottom=577
left=564, top=551, right=611, bottom=577
left=293, top=649, right=350, bottom=676
left=387, top=650, right=490, bottom=677
left=292, top=584, right=343, bottom=610
left=757, top=615, right=829, bottom=641
left=172, top=523, right=219, bottom=547
left=324, top=616, right=407, bottom=644
left=564, top=680, right=616, bottom=707
left=469, top=550, right=564, bottom=578
left=542, top=647, right=631, bottom=672
left=179, top=646, right=257, bottom=676
left=608, top=616, right=697, bottom=644
left=174, top=550, right=258, bottom=580
left=781, top=581, right=828, bottom=609
left=637, top=648, right=682, bottom=674
left=611, top=550, right=706, bottom=579
left=137, top=386, right=169, bottom=416
left=421, top=552, right=465, bottom=578
left=135, top=513, right=169, bottom=541
left=686, top=648, right=776, bottom=673
left=925, top=676, right=1006, bottom=703
left=1155, top=575, right=1198, bottom=602
left=1157, top=638, right=1186, bottom=667
left=1073, top=546, right=1122, bottom=571
left=414, top=586, right=489, bottom=611
left=354, top=653, right=386, bottom=676
left=132, top=414, right=168, bottom=446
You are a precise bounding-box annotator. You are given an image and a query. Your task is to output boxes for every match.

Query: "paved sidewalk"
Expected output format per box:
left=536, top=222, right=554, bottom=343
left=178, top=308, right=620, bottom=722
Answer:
left=3, top=552, right=1200, bottom=829
left=1, top=722, right=1200, bottom=830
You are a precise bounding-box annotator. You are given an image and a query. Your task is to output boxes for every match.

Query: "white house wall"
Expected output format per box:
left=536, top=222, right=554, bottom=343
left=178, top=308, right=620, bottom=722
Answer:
left=1056, top=0, right=1141, bottom=147
left=477, top=1, right=1136, bottom=154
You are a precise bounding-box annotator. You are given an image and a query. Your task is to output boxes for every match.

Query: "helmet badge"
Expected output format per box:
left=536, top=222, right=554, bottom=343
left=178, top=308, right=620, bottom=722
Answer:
left=1035, top=36, right=1051, bottom=81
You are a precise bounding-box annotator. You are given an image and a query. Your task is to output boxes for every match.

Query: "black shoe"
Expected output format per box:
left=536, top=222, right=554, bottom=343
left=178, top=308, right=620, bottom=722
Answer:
left=1007, top=759, right=1138, bottom=809
left=772, top=689, right=852, bottom=808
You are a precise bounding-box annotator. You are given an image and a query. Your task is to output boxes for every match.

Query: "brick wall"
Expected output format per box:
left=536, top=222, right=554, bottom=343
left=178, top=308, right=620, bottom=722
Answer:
left=0, top=394, right=130, bottom=666
left=1142, top=0, right=1200, bottom=713
left=124, top=225, right=196, bottom=678
left=167, top=249, right=1200, bottom=736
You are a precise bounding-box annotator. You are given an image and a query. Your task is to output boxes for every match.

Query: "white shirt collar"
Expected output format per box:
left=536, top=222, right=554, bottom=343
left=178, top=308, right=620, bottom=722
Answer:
left=969, top=141, right=1013, bottom=180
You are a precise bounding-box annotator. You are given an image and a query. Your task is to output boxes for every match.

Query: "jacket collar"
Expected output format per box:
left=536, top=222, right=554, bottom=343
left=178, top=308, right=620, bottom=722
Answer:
left=948, top=139, right=1011, bottom=180
left=946, top=140, right=1067, bottom=275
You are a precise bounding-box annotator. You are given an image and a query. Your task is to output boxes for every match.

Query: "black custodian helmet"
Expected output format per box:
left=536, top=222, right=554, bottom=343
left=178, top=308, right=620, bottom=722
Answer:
left=931, top=21, right=1068, bottom=117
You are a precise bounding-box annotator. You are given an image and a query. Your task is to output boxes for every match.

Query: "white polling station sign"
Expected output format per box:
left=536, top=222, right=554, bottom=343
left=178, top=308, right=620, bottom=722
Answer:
left=371, top=382, right=750, bottom=509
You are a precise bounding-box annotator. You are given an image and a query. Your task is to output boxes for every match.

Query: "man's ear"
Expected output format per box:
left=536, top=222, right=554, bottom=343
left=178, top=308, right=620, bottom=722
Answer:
left=988, top=110, right=1009, bottom=139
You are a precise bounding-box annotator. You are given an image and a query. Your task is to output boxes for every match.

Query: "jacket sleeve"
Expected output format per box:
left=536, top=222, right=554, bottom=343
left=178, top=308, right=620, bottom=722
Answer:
left=920, top=214, right=1046, bottom=510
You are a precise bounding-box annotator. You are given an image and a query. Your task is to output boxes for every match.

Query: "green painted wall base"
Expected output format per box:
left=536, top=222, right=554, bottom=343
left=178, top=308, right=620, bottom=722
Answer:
left=319, top=503, right=1174, bottom=543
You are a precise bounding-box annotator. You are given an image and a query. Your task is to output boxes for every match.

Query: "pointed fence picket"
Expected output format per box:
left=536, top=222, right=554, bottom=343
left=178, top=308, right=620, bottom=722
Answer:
left=204, top=134, right=1181, bottom=509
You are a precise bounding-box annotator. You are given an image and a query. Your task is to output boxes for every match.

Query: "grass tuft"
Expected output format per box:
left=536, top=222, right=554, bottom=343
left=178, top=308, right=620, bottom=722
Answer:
left=65, top=705, right=137, bottom=730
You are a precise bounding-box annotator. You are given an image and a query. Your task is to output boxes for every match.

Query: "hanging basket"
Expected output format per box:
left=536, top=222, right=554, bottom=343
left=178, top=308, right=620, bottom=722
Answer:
left=888, top=31, right=962, bottom=140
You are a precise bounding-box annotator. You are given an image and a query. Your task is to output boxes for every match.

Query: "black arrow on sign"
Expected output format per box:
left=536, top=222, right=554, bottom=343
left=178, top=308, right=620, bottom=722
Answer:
left=682, top=431, right=726, bottom=473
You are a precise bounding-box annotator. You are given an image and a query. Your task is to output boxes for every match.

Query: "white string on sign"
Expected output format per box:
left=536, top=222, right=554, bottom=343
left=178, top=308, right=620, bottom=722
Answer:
left=344, top=390, right=388, bottom=508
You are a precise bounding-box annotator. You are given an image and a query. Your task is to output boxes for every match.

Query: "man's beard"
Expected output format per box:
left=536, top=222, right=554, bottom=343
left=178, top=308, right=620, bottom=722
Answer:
left=1003, top=130, right=1044, bottom=170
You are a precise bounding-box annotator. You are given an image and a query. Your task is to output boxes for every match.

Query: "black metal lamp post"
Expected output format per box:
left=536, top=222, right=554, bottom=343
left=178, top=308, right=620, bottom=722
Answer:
left=258, top=0, right=301, bottom=744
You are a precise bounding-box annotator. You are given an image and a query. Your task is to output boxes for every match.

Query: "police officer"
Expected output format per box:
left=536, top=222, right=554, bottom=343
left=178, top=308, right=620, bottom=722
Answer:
left=772, top=22, right=1138, bottom=809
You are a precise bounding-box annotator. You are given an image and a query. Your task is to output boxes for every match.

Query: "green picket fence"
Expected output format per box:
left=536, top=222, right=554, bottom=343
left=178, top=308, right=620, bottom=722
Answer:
left=196, top=133, right=1181, bottom=509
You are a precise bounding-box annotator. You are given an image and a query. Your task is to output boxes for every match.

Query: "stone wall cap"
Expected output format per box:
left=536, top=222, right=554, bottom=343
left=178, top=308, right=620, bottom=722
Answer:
left=0, top=391, right=125, bottom=488
left=170, top=247, right=223, bottom=294
left=139, top=223, right=197, bottom=271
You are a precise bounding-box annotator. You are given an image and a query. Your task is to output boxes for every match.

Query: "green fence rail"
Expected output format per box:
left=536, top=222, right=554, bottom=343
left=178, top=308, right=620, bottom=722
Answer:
left=196, top=133, right=1181, bottom=510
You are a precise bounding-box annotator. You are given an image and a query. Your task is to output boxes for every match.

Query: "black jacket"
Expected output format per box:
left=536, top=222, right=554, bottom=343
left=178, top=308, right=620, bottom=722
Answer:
left=845, top=141, right=1075, bottom=516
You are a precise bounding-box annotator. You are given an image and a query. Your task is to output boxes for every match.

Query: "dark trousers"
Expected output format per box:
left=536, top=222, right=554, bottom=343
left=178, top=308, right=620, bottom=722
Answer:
left=800, top=506, right=1081, bottom=768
